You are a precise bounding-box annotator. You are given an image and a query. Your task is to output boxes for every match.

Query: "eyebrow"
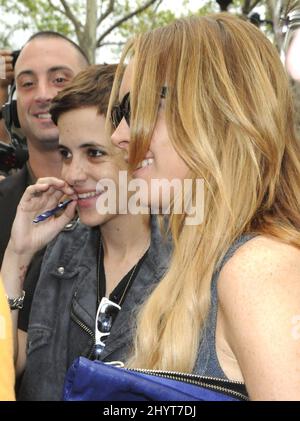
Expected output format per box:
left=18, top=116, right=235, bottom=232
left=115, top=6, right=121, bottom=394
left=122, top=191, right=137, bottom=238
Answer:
left=59, top=142, right=107, bottom=149
left=16, top=66, right=74, bottom=80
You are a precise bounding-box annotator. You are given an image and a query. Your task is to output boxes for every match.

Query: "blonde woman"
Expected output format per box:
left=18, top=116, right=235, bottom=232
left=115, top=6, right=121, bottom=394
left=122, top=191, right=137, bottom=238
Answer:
left=110, top=13, right=300, bottom=400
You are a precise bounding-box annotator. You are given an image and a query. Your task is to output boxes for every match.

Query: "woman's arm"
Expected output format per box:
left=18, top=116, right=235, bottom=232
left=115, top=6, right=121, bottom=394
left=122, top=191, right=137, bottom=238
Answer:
left=218, top=235, right=300, bottom=400
left=1, top=244, right=33, bottom=370
left=1, top=177, right=77, bottom=373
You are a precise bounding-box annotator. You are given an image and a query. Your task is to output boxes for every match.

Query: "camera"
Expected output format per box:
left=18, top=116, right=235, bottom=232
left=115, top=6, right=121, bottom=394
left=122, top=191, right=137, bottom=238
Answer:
left=0, top=140, right=28, bottom=173
left=0, top=49, right=28, bottom=173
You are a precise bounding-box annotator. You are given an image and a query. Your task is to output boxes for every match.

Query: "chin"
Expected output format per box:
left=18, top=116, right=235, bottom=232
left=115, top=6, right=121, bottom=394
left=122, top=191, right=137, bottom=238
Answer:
left=78, top=212, right=114, bottom=228
left=39, top=130, right=59, bottom=142
left=30, top=131, right=59, bottom=151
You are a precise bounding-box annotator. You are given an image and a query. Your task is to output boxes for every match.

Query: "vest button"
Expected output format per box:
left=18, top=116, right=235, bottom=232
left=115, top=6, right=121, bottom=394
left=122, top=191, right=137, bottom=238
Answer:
left=57, top=266, right=65, bottom=275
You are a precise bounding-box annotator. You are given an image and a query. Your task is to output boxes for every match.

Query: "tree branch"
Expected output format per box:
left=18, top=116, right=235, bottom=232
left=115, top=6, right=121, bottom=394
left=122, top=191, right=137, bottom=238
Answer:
left=59, top=0, right=82, bottom=33
left=0, top=25, right=17, bottom=47
left=242, top=0, right=252, bottom=15
left=98, top=41, right=124, bottom=47
left=97, top=0, right=115, bottom=27
left=96, top=0, right=159, bottom=47
left=48, top=0, right=66, bottom=16
left=153, top=0, right=163, bottom=13
left=250, top=0, right=262, bottom=11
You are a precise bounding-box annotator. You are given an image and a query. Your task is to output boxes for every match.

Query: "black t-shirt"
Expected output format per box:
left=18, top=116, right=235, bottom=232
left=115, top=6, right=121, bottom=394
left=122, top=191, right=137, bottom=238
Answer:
left=98, top=243, right=149, bottom=306
left=18, top=248, right=45, bottom=332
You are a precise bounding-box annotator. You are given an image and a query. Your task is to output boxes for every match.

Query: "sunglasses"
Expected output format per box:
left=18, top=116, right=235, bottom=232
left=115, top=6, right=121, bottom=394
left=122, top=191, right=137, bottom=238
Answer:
left=94, top=297, right=121, bottom=359
left=111, top=86, right=167, bottom=129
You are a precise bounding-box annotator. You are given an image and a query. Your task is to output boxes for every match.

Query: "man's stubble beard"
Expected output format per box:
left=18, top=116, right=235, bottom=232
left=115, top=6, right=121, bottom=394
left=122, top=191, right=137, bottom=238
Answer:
left=27, top=129, right=60, bottom=152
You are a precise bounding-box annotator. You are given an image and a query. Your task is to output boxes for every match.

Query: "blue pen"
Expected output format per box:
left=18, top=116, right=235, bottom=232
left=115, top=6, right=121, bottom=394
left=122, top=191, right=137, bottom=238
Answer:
left=33, top=199, right=73, bottom=224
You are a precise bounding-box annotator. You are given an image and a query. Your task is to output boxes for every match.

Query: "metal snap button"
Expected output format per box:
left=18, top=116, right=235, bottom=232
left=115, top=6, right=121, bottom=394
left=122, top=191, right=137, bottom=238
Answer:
left=57, top=266, right=65, bottom=275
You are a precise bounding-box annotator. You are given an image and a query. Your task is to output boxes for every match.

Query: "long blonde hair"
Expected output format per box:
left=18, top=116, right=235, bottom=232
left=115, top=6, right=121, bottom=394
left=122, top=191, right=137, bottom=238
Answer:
left=110, top=13, right=300, bottom=372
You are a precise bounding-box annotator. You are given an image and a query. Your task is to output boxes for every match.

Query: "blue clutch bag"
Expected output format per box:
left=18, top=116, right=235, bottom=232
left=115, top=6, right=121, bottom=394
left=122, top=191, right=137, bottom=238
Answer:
left=63, top=357, right=248, bottom=401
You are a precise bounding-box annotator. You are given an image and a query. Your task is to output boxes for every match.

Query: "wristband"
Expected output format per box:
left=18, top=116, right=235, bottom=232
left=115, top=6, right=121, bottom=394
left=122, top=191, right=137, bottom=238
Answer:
left=6, top=290, right=25, bottom=310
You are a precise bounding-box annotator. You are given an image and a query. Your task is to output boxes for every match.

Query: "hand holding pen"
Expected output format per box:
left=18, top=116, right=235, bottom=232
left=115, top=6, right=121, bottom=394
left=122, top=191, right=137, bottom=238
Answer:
left=8, top=177, right=77, bottom=257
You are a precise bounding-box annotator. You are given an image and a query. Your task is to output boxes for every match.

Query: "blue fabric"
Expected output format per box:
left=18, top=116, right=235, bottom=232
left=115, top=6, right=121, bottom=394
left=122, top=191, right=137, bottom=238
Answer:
left=63, top=357, right=241, bottom=401
left=195, top=234, right=256, bottom=381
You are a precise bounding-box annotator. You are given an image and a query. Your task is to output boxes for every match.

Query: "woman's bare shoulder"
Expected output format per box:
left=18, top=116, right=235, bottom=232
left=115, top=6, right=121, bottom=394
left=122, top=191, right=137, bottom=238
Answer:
left=220, top=235, right=300, bottom=287
left=217, top=235, right=300, bottom=400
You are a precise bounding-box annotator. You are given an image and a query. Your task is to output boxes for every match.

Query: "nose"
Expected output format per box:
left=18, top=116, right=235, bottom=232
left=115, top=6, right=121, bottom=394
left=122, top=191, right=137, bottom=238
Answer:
left=34, top=80, right=56, bottom=104
left=62, top=158, right=87, bottom=187
left=111, top=119, right=130, bottom=155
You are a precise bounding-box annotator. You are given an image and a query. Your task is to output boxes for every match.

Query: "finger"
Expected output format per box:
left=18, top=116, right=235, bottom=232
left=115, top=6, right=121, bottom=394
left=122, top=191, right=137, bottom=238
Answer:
left=45, top=187, right=65, bottom=203
left=27, top=187, right=63, bottom=209
left=0, top=71, right=14, bottom=85
left=0, top=54, right=12, bottom=77
left=36, top=177, right=66, bottom=186
left=25, top=185, right=62, bottom=205
left=5, top=70, right=14, bottom=78
left=27, top=189, right=72, bottom=217
left=55, top=200, right=77, bottom=223
left=0, top=51, right=13, bottom=59
left=5, top=63, right=13, bottom=71
left=35, top=177, right=74, bottom=194
left=18, top=186, right=51, bottom=215
left=24, top=179, right=76, bottom=208
left=25, top=183, right=50, bottom=201
left=45, top=183, right=75, bottom=198
left=36, top=178, right=75, bottom=196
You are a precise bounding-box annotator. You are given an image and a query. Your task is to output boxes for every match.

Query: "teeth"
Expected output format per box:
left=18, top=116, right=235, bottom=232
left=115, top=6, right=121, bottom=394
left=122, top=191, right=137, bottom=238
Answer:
left=78, top=191, right=98, bottom=199
left=137, top=158, right=154, bottom=169
left=37, top=113, right=51, bottom=119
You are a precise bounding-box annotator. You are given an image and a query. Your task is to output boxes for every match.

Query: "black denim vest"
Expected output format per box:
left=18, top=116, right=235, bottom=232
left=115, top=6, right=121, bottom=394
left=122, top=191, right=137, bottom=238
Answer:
left=18, top=217, right=172, bottom=401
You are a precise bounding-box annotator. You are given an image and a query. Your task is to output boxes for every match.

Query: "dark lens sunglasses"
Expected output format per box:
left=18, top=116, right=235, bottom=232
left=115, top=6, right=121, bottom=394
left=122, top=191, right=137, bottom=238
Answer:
left=111, top=87, right=167, bottom=129
left=111, top=92, right=130, bottom=129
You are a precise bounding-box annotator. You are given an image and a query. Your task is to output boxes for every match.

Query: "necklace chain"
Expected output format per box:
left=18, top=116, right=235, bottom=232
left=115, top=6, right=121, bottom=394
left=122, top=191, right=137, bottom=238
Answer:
left=97, top=238, right=149, bottom=306
left=117, top=261, right=138, bottom=306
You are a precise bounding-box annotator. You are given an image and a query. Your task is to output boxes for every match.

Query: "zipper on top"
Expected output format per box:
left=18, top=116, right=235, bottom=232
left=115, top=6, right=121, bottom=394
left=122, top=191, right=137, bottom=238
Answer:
left=127, top=367, right=248, bottom=401
left=70, top=297, right=96, bottom=360
left=70, top=235, right=102, bottom=361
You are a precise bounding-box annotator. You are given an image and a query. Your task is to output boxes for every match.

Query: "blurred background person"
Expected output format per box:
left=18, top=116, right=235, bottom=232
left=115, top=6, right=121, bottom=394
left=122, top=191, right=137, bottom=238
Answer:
left=286, top=28, right=300, bottom=80
left=0, top=274, right=15, bottom=401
